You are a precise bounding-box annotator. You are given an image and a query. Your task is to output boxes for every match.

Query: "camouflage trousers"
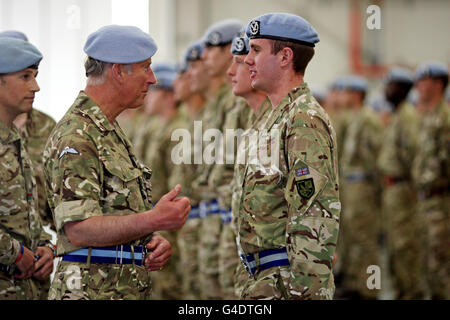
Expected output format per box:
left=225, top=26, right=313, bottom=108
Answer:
left=419, top=195, right=450, bottom=300
left=382, top=183, right=427, bottom=299
left=340, top=181, right=381, bottom=299
left=218, top=223, right=239, bottom=299
left=177, top=218, right=202, bottom=299
left=151, top=230, right=182, bottom=300
left=198, top=214, right=223, bottom=299
left=48, top=260, right=152, bottom=300
left=0, top=273, right=50, bottom=300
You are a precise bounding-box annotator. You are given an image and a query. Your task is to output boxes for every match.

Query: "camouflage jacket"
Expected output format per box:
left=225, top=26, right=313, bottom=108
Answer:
left=377, top=102, right=420, bottom=179
left=0, top=120, right=50, bottom=265
left=340, top=105, right=383, bottom=181
left=19, top=109, right=56, bottom=228
left=192, top=84, right=234, bottom=201
left=412, top=100, right=449, bottom=193
left=209, top=97, right=252, bottom=209
left=234, top=83, right=340, bottom=298
left=43, top=92, right=153, bottom=255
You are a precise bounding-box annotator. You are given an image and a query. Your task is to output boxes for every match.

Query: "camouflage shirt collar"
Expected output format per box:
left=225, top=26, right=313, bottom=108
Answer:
left=0, top=119, right=21, bottom=144
left=76, top=91, right=115, bottom=132
left=287, top=82, right=310, bottom=103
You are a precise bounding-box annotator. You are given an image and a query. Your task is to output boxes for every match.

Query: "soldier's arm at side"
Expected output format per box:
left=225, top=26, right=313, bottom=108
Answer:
left=284, top=119, right=340, bottom=300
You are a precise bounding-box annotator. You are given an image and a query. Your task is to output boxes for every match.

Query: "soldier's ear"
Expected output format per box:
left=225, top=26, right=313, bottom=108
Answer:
left=279, top=47, right=294, bottom=69
left=111, top=64, right=124, bottom=84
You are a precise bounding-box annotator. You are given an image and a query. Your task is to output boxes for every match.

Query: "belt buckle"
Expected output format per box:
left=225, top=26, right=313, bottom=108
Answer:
left=240, top=255, right=253, bottom=277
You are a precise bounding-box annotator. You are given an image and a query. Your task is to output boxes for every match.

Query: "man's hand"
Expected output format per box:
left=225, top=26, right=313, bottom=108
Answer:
left=150, top=184, right=190, bottom=231
left=14, top=246, right=36, bottom=280
left=32, top=246, right=54, bottom=281
left=144, top=234, right=172, bottom=271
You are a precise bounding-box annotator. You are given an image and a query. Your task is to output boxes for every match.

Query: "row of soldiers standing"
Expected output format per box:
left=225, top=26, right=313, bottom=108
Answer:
left=326, top=65, right=449, bottom=299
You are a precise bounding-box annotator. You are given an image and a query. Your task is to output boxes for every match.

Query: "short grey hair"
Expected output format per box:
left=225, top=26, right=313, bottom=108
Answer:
left=85, top=57, right=134, bottom=86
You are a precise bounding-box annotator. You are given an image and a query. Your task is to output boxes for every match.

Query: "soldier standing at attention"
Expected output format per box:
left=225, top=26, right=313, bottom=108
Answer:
left=411, top=62, right=449, bottom=300
left=193, top=19, right=243, bottom=300
left=377, top=67, right=427, bottom=299
left=0, top=37, right=55, bottom=300
left=234, top=13, right=340, bottom=300
left=0, top=30, right=57, bottom=231
left=43, top=25, right=190, bottom=300
left=226, top=32, right=271, bottom=299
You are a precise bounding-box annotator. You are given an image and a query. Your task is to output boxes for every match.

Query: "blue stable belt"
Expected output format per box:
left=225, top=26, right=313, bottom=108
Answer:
left=199, top=199, right=221, bottom=218
left=240, top=247, right=290, bottom=276
left=188, top=205, right=201, bottom=220
left=62, top=245, right=145, bottom=266
left=220, top=207, right=233, bottom=225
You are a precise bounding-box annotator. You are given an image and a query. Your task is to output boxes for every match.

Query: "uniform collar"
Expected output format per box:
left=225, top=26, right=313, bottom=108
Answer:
left=0, top=119, right=20, bottom=144
left=287, top=82, right=310, bottom=104
left=75, top=91, right=115, bottom=132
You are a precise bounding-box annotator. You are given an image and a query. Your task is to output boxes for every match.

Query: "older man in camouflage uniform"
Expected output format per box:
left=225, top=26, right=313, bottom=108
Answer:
left=232, top=13, right=340, bottom=300
left=411, top=62, right=449, bottom=300
left=43, top=25, right=190, bottom=300
left=193, top=19, right=243, bottom=300
left=0, top=37, right=55, bottom=300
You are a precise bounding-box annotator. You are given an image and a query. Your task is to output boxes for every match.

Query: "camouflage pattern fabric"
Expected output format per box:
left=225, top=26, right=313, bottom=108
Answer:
left=233, top=83, right=340, bottom=300
left=194, top=85, right=234, bottom=300
left=18, top=108, right=56, bottom=229
left=377, top=102, right=428, bottom=299
left=144, top=113, right=187, bottom=300
left=339, top=105, right=383, bottom=299
left=0, top=120, right=52, bottom=300
left=168, top=104, right=204, bottom=300
left=412, top=100, right=449, bottom=300
left=132, top=115, right=162, bottom=163
left=43, top=91, right=153, bottom=300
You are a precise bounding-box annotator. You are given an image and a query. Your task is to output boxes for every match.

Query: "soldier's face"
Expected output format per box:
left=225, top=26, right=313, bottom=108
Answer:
left=122, top=59, right=156, bottom=109
left=0, top=68, right=40, bottom=117
left=227, top=55, right=253, bottom=97
left=173, top=72, right=191, bottom=102
left=415, top=77, right=439, bottom=102
left=245, top=39, right=280, bottom=94
left=188, top=60, right=209, bottom=93
left=201, top=45, right=232, bottom=78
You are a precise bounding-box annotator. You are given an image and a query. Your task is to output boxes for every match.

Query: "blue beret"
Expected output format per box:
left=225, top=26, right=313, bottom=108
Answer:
left=203, top=19, right=244, bottom=46
left=329, top=76, right=347, bottom=91
left=414, top=62, right=448, bottom=82
left=0, top=37, right=43, bottom=74
left=385, top=67, right=413, bottom=84
left=231, top=35, right=250, bottom=55
left=151, top=63, right=177, bottom=90
left=246, top=13, right=319, bottom=47
left=184, top=40, right=204, bottom=62
left=0, top=30, right=28, bottom=41
left=340, top=75, right=368, bottom=92
left=84, top=25, right=157, bottom=64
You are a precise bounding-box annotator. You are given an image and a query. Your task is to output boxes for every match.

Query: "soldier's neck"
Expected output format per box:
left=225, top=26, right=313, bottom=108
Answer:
left=85, top=85, right=123, bottom=124
left=268, top=73, right=304, bottom=108
left=420, top=94, right=444, bottom=114
left=207, top=76, right=225, bottom=99
left=187, top=93, right=205, bottom=117
left=13, top=112, right=29, bottom=129
left=243, top=91, right=267, bottom=115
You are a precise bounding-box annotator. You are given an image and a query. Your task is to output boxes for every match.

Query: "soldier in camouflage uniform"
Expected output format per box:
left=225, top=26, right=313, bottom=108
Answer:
left=224, top=33, right=271, bottom=299
left=0, top=31, right=57, bottom=230
left=43, top=25, right=190, bottom=300
left=411, top=62, right=449, bottom=300
left=193, top=19, right=243, bottom=300
left=339, top=76, right=383, bottom=299
left=233, top=13, right=340, bottom=300
left=142, top=64, right=184, bottom=300
left=169, top=41, right=209, bottom=299
left=377, top=67, right=427, bottom=299
left=0, top=37, right=55, bottom=300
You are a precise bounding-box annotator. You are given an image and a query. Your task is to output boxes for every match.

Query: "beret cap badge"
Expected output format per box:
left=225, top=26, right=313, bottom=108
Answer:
left=250, top=20, right=260, bottom=35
